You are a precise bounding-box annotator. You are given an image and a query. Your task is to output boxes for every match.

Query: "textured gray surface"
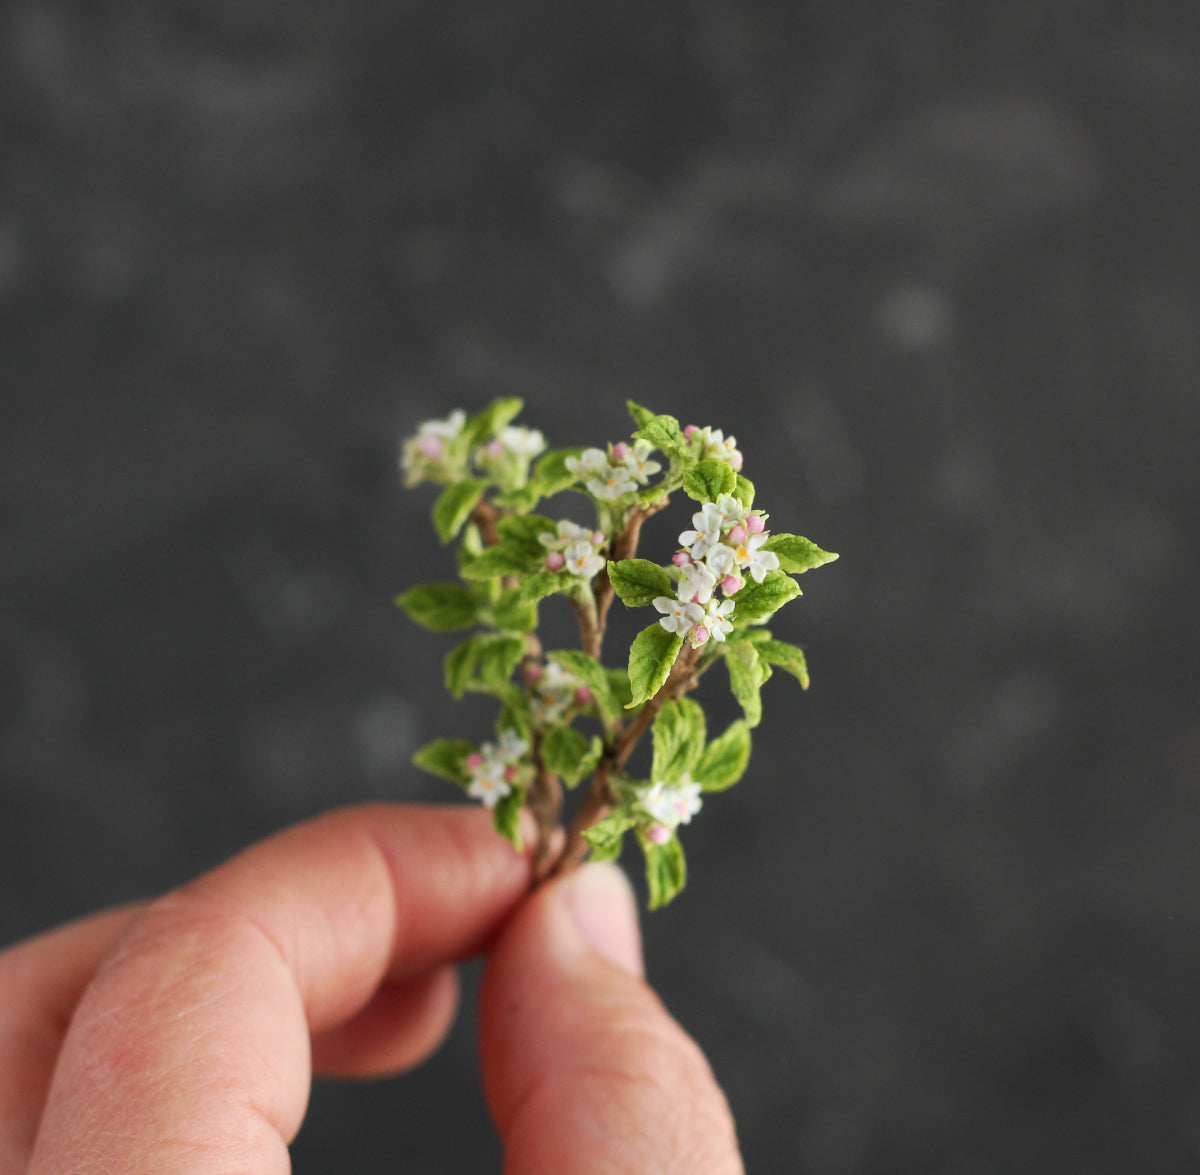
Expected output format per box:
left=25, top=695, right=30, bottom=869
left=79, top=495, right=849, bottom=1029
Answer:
left=2, top=2, right=1200, bottom=1172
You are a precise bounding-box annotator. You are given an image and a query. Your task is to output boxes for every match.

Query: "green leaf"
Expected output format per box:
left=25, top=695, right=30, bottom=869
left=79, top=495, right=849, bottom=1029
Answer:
left=607, top=558, right=674, bottom=608
left=532, top=448, right=585, bottom=495
left=444, top=637, right=480, bottom=698
left=641, top=834, right=687, bottom=909
left=729, top=569, right=800, bottom=624
left=541, top=725, right=595, bottom=787
left=755, top=639, right=810, bottom=689
left=682, top=458, right=737, bottom=504
left=583, top=809, right=637, bottom=863
left=605, top=667, right=634, bottom=711
left=651, top=698, right=707, bottom=783
left=463, top=397, right=524, bottom=448
left=496, top=512, right=559, bottom=549
left=459, top=542, right=535, bottom=580
left=492, top=787, right=527, bottom=849
left=395, top=583, right=480, bottom=631
left=492, top=588, right=539, bottom=632
left=695, top=720, right=751, bottom=791
left=432, top=479, right=489, bottom=543
left=724, top=641, right=768, bottom=727
left=477, top=634, right=525, bottom=689
left=762, top=533, right=839, bottom=574
left=734, top=473, right=755, bottom=508
left=493, top=484, right=541, bottom=513
left=627, top=624, right=683, bottom=708
left=516, top=571, right=569, bottom=604
left=412, top=738, right=475, bottom=785
left=627, top=402, right=692, bottom=463
left=548, top=650, right=620, bottom=723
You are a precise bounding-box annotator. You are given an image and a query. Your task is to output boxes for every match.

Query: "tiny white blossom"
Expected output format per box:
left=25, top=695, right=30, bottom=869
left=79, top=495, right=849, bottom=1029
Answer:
left=564, top=448, right=610, bottom=480
left=496, top=730, right=528, bottom=761
left=622, top=438, right=662, bottom=484
left=639, top=777, right=703, bottom=830
left=702, top=542, right=736, bottom=578
left=496, top=425, right=546, bottom=459
left=710, top=494, right=750, bottom=530
left=700, top=597, right=736, bottom=642
left=732, top=532, right=780, bottom=582
left=653, top=596, right=704, bottom=635
left=539, top=519, right=595, bottom=551
left=588, top=466, right=638, bottom=500
left=399, top=409, right=467, bottom=486
left=530, top=661, right=582, bottom=723
left=467, top=768, right=511, bottom=808
left=564, top=540, right=606, bottom=579
left=678, top=505, right=722, bottom=559
left=676, top=560, right=718, bottom=604
left=691, top=426, right=744, bottom=471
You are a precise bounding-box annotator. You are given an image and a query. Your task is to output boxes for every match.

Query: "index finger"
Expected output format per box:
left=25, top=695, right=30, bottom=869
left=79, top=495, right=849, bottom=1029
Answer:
left=26, top=803, right=533, bottom=1175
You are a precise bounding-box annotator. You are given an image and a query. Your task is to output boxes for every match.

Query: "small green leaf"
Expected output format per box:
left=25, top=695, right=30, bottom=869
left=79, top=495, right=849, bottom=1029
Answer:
left=444, top=636, right=481, bottom=698
left=641, top=834, right=687, bottom=909
left=627, top=402, right=691, bottom=463
left=605, top=667, right=634, bottom=710
left=733, top=473, right=755, bottom=508
left=463, top=397, right=524, bottom=448
left=532, top=448, right=585, bottom=495
left=583, top=809, right=637, bottom=863
left=412, top=738, right=475, bottom=785
left=762, top=533, right=839, bottom=574
left=432, top=479, right=489, bottom=543
left=497, top=512, right=558, bottom=548
left=395, top=583, right=480, bottom=631
left=607, top=558, right=674, bottom=608
left=492, top=588, right=539, bottom=632
left=729, top=569, right=800, bottom=624
left=724, top=641, right=767, bottom=727
left=541, top=725, right=592, bottom=787
left=516, top=571, right=568, bottom=604
left=548, top=650, right=620, bottom=723
left=695, top=720, right=751, bottom=791
left=477, top=634, right=525, bottom=690
left=459, top=542, right=535, bottom=580
left=651, top=698, right=707, bottom=783
left=492, top=787, right=527, bottom=849
left=755, top=639, right=810, bottom=689
left=682, top=458, right=737, bottom=504
left=627, top=624, right=683, bottom=708
left=493, top=484, right=541, bottom=513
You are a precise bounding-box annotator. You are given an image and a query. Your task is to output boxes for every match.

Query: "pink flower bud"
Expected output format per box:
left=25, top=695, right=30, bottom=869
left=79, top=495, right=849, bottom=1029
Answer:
left=611, top=441, right=630, bottom=461
left=691, top=626, right=710, bottom=647
left=729, top=524, right=747, bottom=545
left=466, top=753, right=483, bottom=769
left=729, top=451, right=744, bottom=471
left=418, top=436, right=443, bottom=460
left=672, top=550, right=691, bottom=567
left=574, top=686, right=593, bottom=705
left=592, top=531, right=605, bottom=546
left=746, top=513, right=765, bottom=535
left=722, top=574, right=743, bottom=595
left=546, top=551, right=566, bottom=571
left=504, top=766, right=517, bottom=782
left=526, top=663, right=544, bottom=682
left=486, top=439, right=504, bottom=456
left=683, top=424, right=699, bottom=439
left=646, top=823, right=671, bottom=845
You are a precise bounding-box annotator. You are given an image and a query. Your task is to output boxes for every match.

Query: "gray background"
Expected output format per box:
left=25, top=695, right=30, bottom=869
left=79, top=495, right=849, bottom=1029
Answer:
left=2, top=2, right=1199, bottom=1172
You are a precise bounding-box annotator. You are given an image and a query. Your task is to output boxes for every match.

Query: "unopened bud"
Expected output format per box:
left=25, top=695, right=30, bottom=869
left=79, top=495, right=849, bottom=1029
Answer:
left=691, top=626, right=710, bottom=647
left=546, top=551, right=566, bottom=571
left=574, top=686, right=593, bottom=705
left=746, top=513, right=765, bottom=535
left=683, top=424, right=699, bottom=439
left=729, top=524, right=747, bottom=545
left=611, top=441, right=630, bottom=461
left=466, top=753, right=483, bottom=769
left=672, top=550, right=691, bottom=567
left=722, top=574, right=743, bottom=595
left=419, top=436, right=443, bottom=460
left=486, top=439, right=504, bottom=456
left=646, top=823, right=672, bottom=845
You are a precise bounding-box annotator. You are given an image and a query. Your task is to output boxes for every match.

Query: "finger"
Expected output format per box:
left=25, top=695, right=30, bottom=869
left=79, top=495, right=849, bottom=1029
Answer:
left=480, top=862, right=744, bottom=1175
left=27, top=803, right=533, bottom=1175
left=0, top=905, right=143, bottom=1172
left=310, top=965, right=459, bottom=1078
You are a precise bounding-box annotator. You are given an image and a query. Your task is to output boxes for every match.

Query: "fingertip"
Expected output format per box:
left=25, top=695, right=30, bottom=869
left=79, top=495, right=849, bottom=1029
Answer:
left=558, top=861, right=644, bottom=979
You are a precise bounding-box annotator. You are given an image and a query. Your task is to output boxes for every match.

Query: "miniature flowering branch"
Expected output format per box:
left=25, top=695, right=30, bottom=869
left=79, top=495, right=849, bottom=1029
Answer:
left=395, top=398, right=836, bottom=907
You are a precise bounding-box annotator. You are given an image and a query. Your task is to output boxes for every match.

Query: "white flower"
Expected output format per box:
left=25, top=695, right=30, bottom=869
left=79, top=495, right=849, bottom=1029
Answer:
left=653, top=595, right=704, bottom=636
left=731, top=531, right=780, bottom=582
left=676, top=560, right=718, bottom=604
left=399, top=409, right=467, bottom=486
left=564, top=448, right=610, bottom=481
left=564, top=540, right=606, bottom=579
left=710, top=494, right=750, bottom=530
left=691, top=426, right=744, bottom=471
left=678, top=507, right=722, bottom=560
left=588, top=466, right=638, bottom=500
left=638, top=777, right=703, bottom=830
left=539, top=519, right=595, bottom=551
left=702, top=542, right=736, bottom=578
left=530, top=661, right=582, bottom=723
left=467, top=766, right=511, bottom=808
left=622, top=439, right=662, bottom=484
left=496, top=425, right=546, bottom=459
left=464, top=729, right=528, bottom=807
left=699, top=597, right=736, bottom=642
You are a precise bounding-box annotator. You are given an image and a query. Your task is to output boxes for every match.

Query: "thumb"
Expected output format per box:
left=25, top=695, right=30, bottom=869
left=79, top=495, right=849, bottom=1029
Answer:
left=479, top=862, right=744, bottom=1174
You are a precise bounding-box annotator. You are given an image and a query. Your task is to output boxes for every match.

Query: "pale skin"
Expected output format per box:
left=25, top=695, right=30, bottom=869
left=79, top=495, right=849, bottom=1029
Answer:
left=0, top=804, right=744, bottom=1174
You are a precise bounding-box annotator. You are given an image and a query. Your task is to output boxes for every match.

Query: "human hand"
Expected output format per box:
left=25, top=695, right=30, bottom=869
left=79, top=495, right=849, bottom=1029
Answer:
left=1, top=804, right=743, bottom=1173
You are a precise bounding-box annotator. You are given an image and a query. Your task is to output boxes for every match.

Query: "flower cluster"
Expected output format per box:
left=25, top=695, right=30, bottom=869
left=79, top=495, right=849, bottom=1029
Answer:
left=539, top=519, right=607, bottom=579
left=464, top=730, right=528, bottom=808
left=473, top=424, right=546, bottom=480
left=637, top=776, right=704, bottom=844
left=565, top=439, right=662, bottom=500
left=399, top=409, right=467, bottom=487
left=652, top=493, right=780, bottom=647
left=684, top=424, right=743, bottom=471
left=527, top=661, right=592, bottom=725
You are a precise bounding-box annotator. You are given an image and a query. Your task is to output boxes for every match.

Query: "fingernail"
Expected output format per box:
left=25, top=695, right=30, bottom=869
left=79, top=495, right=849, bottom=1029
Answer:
left=561, top=862, right=644, bottom=978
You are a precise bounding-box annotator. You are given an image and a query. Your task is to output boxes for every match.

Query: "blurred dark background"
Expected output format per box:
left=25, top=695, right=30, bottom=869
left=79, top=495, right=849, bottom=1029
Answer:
left=2, top=2, right=1199, bottom=1171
